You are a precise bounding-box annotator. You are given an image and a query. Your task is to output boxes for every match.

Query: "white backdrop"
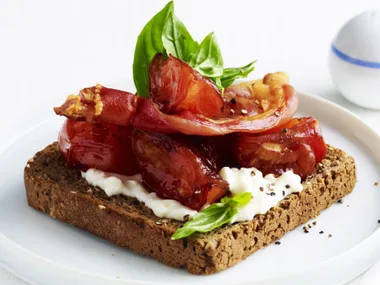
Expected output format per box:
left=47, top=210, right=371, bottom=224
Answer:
left=1, top=0, right=380, bottom=284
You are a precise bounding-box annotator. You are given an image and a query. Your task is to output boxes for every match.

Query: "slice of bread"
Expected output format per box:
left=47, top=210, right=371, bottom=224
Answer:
left=24, top=143, right=356, bottom=274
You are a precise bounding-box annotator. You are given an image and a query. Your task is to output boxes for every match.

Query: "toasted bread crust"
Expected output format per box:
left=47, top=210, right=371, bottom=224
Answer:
left=24, top=143, right=356, bottom=274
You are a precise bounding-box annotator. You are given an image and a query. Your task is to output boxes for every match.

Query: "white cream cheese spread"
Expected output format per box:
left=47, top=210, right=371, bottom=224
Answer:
left=219, top=167, right=303, bottom=223
left=82, top=167, right=303, bottom=223
left=81, top=169, right=197, bottom=221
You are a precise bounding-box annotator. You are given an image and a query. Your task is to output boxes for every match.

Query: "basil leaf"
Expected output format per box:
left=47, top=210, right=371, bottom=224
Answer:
left=133, top=1, right=253, bottom=97
left=162, top=14, right=199, bottom=62
left=221, top=192, right=252, bottom=207
left=189, top=32, right=224, bottom=78
left=171, top=204, right=237, bottom=240
left=171, top=192, right=252, bottom=240
left=218, top=61, right=256, bottom=88
left=133, top=1, right=174, bottom=98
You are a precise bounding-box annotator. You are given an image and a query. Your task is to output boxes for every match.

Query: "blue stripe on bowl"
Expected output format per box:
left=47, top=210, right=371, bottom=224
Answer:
left=331, top=44, right=380, bottom=69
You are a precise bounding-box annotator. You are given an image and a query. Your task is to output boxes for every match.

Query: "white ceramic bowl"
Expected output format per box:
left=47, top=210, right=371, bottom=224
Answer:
left=329, top=10, right=380, bottom=109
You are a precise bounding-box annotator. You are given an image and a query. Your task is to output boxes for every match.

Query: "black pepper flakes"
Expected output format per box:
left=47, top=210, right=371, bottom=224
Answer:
left=183, top=214, right=190, bottom=222
left=337, top=199, right=343, bottom=204
left=377, top=220, right=380, bottom=224
left=304, top=229, right=309, bottom=234
left=319, top=231, right=324, bottom=234
left=281, top=128, right=288, bottom=133
left=275, top=241, right=281, bottom=245
left=270, top=192, right=276, bottom=196
left=328, top=234, right=332, bottom=238
left=285, top=185, right=290, bottom=189
left=312, top=221, right=317, bottom=226
left=308, top=224, right=312, bottom=229
left=230, top=98, right=237, bottom=104
left=282, top=190, right=285, bottom=196
left=259, top=187, right=264, bottom=192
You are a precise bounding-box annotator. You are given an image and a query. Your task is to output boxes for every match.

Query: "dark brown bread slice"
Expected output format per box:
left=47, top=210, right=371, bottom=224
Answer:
left=24, top=143, right=356, bottom=275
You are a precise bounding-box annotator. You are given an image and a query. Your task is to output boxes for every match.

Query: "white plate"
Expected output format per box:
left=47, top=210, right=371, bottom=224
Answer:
left=1, top=91, right=380, bottom=285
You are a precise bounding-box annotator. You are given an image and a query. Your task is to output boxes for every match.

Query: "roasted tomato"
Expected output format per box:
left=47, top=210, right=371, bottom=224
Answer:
left=133, top=72, right=298, bottom=135
left=234, top=117, right=326, bottom=179
left=149, top=54, right=223, bottom=117
left=132, top=129, right=229, bottom=210
left=59, top=119, right=139, bottom=175
left=54, top=84, right=138, bottom=126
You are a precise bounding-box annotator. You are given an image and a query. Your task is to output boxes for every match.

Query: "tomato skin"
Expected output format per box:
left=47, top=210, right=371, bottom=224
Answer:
left=149, top=54, right=223, bottom=117
left=58, top=119, right=139, bottom=175
left=132, top=129, right=229, bottom=210
left=54, top=85, right=138, bottom=126
left=235, top=117, right=326, bottom=179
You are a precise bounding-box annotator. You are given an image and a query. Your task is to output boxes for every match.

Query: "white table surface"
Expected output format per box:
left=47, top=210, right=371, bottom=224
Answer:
left=1, top=0, right=380, bottom=284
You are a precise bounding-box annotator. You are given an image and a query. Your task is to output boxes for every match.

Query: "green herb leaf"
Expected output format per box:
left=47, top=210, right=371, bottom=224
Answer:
left=162, top=13, right=199, bottom=62
left=171, top=203, right=237, bottom=240
left=171, top=192, right=252, bottom=240
left=217, top=61, right=256, bottom=88
left=132, top=1, right=174, bottom=98
left=133, top=1, right=255, bottom=97
left=221, top=191, right=252, bottom=207
left=189, top=32, right=224, bottom=78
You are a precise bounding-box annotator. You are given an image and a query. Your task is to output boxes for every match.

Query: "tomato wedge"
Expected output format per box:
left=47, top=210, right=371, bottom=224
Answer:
left=149, top=54, right=223, bottom=117
left=54, top=85, right=138, bottom=126
left=132, top=129, right=229, bottom=210
left=133, top=72, right=298, bottom=135
left=59, top=119, right=139, bottom=175
left=234, top=117, right=326, bottom=179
